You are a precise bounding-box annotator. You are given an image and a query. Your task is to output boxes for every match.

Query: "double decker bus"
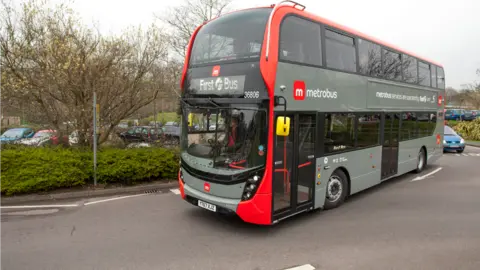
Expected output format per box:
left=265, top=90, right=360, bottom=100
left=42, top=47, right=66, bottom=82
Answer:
left=177, top=0, right=446, bottom=225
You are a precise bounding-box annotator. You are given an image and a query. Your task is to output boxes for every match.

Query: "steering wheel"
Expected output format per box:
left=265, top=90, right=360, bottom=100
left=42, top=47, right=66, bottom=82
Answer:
left=207, top=138, right=222, bottom=156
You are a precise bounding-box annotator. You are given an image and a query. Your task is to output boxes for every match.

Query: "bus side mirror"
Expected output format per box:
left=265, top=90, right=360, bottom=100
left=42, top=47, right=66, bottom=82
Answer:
left=188, top=113, right=193, bottom=127
left=276, top=116, right=290, bottom=136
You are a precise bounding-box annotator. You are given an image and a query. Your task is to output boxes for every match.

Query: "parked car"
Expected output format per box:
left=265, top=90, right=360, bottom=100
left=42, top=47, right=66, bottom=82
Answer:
left=0, top=127, right=35, bottom=144
left=443, top=125, right=465, bottom=153
left=16, top=129, right=69, bottom=146
left=444, top=109, right=464, bottom=121
left=119, top=126, right=163, bottom=144
left=162, top=121, right=181, bottom=139
left=471, top=110, right=480, bottom=119
left=462, top=110, right=476, bottom=121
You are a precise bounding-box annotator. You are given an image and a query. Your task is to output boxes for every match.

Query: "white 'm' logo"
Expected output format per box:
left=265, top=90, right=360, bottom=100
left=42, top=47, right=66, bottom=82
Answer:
left=295, top=88, right=304, bottom=97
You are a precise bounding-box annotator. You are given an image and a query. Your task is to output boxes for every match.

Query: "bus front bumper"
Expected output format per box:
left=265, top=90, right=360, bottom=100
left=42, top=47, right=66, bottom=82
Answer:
left=177, top=172, right=272, bottom=225
left=182, top=182, right=239, bottom=215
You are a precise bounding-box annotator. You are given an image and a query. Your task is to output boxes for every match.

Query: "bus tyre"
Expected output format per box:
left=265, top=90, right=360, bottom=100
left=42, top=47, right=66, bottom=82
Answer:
left=415, top=148, right=426, bottom=173
left=324, top=170, right=348, bottom=210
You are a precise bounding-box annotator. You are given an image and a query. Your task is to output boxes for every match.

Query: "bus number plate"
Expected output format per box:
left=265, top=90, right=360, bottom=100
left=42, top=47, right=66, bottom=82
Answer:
left=198, top=200, right=217, bottom=212
left=244, top=91, right=260, bottom=99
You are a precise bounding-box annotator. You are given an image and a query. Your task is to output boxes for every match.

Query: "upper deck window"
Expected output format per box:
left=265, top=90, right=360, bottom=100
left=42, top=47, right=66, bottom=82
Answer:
left=382, top=49, right=402, bottom=81
left=358, top=39, right=381, bottom=77
left=189, top=8, right=272, bottom=67
left=325, top=29, right=356, bottom=72
left=279, top=16, right=322, bottom=66
left=402, top=55, right=417, bottom=84
left=437, top=67, right=445, bottom=89
left=418, top=61, right=431, bottom=87
left=431, top=65, right=437, bottom=88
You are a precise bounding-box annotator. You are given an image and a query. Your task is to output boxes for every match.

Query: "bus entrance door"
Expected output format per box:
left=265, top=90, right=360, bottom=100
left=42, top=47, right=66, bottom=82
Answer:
left=381, top=113, right=400, bottom=180
left=272, top=113, right=315, bottom=221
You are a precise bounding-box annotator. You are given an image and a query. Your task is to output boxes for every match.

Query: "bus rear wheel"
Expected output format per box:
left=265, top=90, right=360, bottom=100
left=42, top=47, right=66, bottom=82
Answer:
left=324, top=170, right=348, bottom=210
left=415, top=148, right=426, bottom=173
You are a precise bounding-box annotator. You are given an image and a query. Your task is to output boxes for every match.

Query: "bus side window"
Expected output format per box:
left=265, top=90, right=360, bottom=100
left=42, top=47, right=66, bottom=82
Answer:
left=437, top=67, right=445, bottom=89
left=325, top=29, right=356, bottom=72
left=402, top=55, right=418, bottom=83
left=358, top=39, right=381, bottom=77
left=279, top=16, right=322, bottom=66
left=324, top=113, right=355, bottom=153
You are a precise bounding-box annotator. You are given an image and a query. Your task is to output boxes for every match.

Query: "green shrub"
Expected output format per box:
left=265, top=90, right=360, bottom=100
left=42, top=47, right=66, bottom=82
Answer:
left=96, top=148, right=179, bottom=185
left=1, top=146, right=180, bottom=196
left=1, top=146, right=91, bottom=196
left=446, top=120, right=459, bottom=127
left=453, top=118, right=480, bottom=141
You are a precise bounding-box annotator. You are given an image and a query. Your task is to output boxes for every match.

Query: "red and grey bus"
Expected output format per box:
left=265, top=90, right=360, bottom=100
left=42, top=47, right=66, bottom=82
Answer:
left=177, top=1, right=445, bottom=225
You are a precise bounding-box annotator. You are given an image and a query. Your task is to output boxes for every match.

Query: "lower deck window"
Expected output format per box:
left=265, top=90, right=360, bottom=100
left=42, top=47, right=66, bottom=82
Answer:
left=324, top=113, right=355, bottom=153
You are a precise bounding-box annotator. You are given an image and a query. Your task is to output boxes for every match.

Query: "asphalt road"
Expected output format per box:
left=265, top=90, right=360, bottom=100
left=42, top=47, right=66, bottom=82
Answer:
left=2, top=147, right=480, bottom=270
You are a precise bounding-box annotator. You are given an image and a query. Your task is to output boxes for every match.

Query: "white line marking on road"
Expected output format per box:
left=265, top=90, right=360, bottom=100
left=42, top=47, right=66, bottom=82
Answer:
left=411, top=167, right=443, bottom=182
left=455, top=154, right=460, bottom=156
left=283, top=264, right=315, bottom=270
left=463, top=154, right=469, bottom=156
left=84, top=194, right=149, bottom=206
left=1, top=204, right=79, bottom=209
left=170, top=188, right=180, bottom=195
left=468, top=153, right=477, bottom=156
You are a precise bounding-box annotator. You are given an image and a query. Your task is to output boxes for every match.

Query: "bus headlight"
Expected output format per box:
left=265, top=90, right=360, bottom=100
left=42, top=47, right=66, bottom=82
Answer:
left=241, top=171, right=264, bottom=201
left=179, top=169, right=185, bottom=183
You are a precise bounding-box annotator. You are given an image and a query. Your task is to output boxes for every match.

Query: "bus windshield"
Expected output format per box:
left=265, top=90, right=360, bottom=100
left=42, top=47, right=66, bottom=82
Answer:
left=189, top=8, right=271, bottom=66
left=181, top=103, right=267, bottom=171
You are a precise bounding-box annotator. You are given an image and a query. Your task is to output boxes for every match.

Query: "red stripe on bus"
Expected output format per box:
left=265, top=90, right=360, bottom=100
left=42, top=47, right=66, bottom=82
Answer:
left=177, top=170, right=185, bottom=199
left=298, top=161, right=312, bottom=168
left=232, top=160, right=246, bottom=165
left=236, top=88, right=275, bottom=225
left=229, top=164, right=245, bottom=169
left=180, top=24, right=203, bottom=90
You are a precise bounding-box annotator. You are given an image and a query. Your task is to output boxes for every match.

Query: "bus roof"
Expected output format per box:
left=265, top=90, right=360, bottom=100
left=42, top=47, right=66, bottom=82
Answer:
left=207, top=5, right=443, bottom=68
left=295, top=7, right=443, bottom=68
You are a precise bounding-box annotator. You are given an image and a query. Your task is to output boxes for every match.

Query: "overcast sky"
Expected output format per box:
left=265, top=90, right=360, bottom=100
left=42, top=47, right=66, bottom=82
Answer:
left=54, top=0, right=480, bottom=89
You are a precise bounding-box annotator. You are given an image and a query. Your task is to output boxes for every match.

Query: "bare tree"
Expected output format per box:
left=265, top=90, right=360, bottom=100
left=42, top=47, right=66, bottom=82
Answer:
left=359, top=46, right=412, bottom=82
left=445, top=87, right=458, bottom=106
left=463, top=89, right=480, bottom=109
left=1, top=0, right=172, bottom=145
left=459, top=70, right=480, bottom=109
left=156, top=0, right=233, bottom=59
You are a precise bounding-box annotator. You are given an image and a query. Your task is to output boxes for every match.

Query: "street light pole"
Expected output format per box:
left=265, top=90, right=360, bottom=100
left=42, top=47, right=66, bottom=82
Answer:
left=153, top=97, right=157, bottom=128
left=93, top=92, right=97, bottom=187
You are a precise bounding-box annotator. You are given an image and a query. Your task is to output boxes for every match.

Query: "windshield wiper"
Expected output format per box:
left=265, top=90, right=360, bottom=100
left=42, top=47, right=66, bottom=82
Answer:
left=207, top=98, right=221, bottom=108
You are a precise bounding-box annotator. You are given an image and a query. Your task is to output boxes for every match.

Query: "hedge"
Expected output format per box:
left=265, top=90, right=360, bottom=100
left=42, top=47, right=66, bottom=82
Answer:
left=1, top=146, right=179, bottom=196
left=453, top=118, right=480, bottom=141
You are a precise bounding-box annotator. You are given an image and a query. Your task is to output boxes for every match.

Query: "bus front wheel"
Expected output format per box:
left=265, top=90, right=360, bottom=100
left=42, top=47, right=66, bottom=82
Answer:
left=324, top=170, right=348, bottom=210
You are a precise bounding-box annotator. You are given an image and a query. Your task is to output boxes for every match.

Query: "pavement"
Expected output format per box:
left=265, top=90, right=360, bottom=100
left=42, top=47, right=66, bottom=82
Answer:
left=1, top=180, right=178, bottom=205
left=2, top=146, right=480, bottom=270
left=466, top=140, right=480, bottom=147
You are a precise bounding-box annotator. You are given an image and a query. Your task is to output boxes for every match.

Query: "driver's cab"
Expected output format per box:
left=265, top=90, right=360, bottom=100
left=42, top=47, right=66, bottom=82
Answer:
left=187, top=109, right=245, bottom=153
